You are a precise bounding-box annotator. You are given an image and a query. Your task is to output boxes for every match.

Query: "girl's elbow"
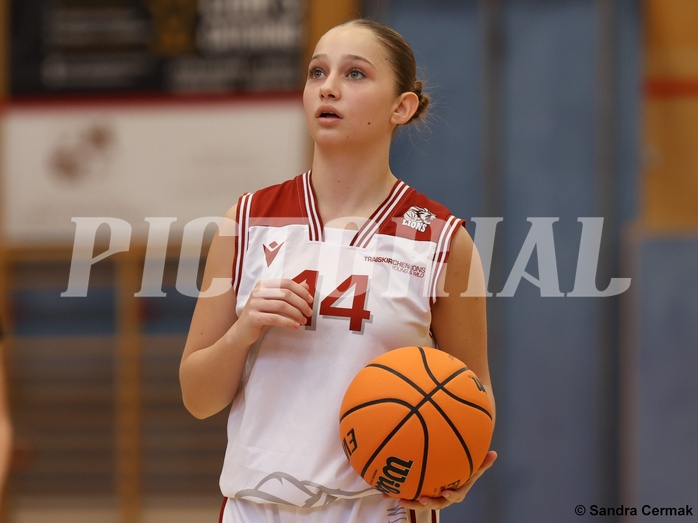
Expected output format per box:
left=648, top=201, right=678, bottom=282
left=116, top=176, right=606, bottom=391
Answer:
left=181, top=393, right=221, bottom=420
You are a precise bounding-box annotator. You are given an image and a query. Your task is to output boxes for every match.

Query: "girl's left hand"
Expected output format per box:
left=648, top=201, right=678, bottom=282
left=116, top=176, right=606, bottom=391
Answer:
left=397, top=450, right=498, bottom=511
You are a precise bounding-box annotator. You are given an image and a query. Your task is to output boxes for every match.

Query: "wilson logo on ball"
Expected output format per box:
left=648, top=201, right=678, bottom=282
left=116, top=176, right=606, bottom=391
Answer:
left=374, top=456, right=414, bottom=496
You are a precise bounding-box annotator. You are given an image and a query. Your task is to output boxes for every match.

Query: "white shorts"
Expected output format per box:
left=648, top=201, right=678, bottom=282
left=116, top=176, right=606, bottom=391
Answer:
left=219, top=496, right=439, bottom=523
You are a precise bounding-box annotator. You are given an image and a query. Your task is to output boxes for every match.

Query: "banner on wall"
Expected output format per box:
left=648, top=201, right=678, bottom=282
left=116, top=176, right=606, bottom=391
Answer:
left=9, top=0, right=306, bottom=96
left=1, top=99, right=307, bottom=245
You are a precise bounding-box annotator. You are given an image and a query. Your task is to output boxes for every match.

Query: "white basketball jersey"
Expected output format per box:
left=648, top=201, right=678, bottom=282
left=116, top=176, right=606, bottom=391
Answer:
left=220, top=171, right=464, bottom=509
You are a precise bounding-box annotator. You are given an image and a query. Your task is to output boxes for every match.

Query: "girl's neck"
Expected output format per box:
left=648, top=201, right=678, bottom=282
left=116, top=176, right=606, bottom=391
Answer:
left=310, top=147, right=397, bottom=224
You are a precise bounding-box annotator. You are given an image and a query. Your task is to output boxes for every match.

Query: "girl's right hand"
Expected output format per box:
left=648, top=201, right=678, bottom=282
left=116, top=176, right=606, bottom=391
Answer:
left=233, top=279, right=314, bottom=346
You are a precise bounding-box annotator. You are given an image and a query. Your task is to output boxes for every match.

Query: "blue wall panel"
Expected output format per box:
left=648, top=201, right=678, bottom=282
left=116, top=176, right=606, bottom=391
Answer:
left=498, top=2, right=599, bottom=522
left=627, top=236, right=698, bottom=508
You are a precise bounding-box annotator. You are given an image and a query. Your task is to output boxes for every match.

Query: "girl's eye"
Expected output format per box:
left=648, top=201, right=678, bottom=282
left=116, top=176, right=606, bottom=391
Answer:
left=348, top=69, right=365, bottom=80
left=308, top=68, right=325, bottom=79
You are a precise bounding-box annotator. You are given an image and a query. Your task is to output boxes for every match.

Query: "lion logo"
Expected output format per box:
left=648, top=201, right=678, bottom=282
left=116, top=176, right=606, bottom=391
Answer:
left=402, top=206, right=436, bottom=233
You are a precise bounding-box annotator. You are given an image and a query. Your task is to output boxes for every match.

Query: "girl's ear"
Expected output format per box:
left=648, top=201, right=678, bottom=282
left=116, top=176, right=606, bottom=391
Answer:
left=390, top=92, right=419, bottom=126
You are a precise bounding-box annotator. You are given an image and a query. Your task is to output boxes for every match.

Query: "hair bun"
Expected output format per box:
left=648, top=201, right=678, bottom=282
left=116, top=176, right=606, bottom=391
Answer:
left=411, top=80, right=430, bottom=123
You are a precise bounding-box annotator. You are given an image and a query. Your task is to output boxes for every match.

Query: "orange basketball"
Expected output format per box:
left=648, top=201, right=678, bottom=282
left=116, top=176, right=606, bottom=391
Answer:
left=339, top=346, right=493, bottom=500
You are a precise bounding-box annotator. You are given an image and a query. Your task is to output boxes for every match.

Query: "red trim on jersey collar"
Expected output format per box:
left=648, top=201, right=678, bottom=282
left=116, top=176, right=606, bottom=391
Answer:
left=301, top=170, right=414, bottom=247
left=301, top=171, right=324, bottom=242
left=350, top=179, right=411, bottom=248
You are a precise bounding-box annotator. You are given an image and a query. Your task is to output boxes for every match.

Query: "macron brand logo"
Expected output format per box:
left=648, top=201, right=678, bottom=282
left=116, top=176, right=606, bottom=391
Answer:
left=263, top=241, right=284, bottom=267
left=402, top=206, right=436, bottom=233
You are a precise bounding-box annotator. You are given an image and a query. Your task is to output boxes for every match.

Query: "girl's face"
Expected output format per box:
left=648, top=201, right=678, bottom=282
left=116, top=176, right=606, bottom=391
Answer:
left=303, top=24, right=411, bottom=149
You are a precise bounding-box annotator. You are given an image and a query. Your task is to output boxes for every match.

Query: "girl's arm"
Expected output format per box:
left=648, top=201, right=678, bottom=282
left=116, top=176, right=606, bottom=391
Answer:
left=179, top=204, right=314, bottom=419
left=431, top=226, right=495, bottom=416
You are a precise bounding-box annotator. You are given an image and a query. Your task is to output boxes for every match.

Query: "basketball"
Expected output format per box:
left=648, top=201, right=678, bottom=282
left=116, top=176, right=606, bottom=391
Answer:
left=339, top=346, right=494, bottom=500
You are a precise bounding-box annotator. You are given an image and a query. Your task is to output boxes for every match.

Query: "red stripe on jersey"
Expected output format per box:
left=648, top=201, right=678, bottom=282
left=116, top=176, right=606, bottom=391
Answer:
left=302, top=171, right=323, bottom=242
left=407, top=509, right=439, bottom=522
left=429, top=215, right=464, bottom=305
left=433, top=215, right=460, bottom=266
left=233, top=192, right=252, bottom=294
left=218, top=497, right=227, bottom=523
left=351, top=180, right=411, bottom=248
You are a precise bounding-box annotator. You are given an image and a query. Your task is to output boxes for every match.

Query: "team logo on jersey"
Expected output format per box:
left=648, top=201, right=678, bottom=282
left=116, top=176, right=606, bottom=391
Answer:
left=402, top=206, right=436, bottom=233
left=263, top=241, right=284, bottom=267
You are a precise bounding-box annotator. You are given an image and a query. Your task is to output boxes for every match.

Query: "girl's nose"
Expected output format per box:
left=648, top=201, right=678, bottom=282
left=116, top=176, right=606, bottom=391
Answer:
left=319, top=74, right=340, bottom=99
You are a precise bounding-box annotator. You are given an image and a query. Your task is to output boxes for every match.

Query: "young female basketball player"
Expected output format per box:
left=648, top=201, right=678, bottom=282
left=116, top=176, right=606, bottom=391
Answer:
left=180, top=18, right=496, bottom=523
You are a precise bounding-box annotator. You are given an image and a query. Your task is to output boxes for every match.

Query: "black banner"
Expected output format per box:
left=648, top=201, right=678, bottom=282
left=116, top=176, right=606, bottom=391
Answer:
left=9, top=0, right=306, bottom=96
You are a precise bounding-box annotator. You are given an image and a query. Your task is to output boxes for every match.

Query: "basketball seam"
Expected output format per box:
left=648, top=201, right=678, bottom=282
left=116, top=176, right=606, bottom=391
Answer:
left=415, top=350, right=476, bottom=478
left=419, top=347, right=492, bottom=420
left=440, top=388, right=493, bottom=419
left=340, top=398, right=415, bottom=421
